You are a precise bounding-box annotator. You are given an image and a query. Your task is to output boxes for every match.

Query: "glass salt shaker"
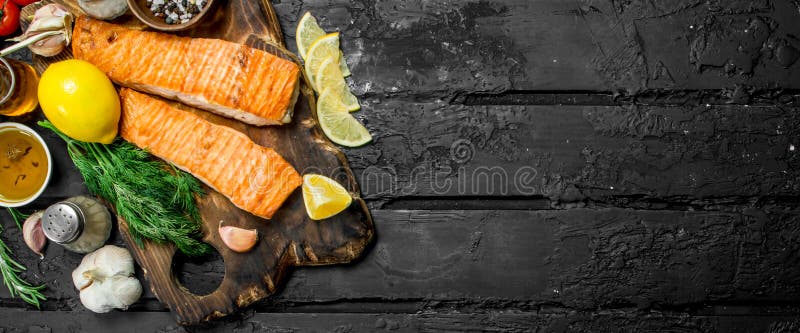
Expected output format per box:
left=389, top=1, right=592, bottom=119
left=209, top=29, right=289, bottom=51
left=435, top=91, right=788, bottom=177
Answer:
left=42, top=195, right=112, bottom=253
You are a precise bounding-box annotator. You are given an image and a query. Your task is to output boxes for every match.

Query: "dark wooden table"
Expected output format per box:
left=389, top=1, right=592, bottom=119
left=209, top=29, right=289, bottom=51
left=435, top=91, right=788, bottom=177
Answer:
left=2, top=0, right=800, bottom=332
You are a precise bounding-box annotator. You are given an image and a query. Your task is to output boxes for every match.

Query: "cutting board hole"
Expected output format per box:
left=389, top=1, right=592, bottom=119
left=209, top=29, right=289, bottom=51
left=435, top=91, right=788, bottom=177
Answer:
left=172, top=247, right=225, bottom=296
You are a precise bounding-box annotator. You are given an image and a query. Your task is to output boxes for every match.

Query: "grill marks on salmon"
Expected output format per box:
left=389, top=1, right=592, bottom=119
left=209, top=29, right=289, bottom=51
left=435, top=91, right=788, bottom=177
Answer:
left=119, top=89, right=302, bottom=219
left=73, top=16, right=300, bottom=126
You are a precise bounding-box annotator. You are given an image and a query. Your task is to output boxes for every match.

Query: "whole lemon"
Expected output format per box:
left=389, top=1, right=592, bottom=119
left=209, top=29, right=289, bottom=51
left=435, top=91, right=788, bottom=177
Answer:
left=38, top=59, right=120, bottom=144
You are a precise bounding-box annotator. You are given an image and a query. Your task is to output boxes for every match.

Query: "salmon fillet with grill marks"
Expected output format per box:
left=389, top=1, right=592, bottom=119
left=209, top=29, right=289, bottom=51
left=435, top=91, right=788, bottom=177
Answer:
left=73, top=16, right=300, bottom=126
left=120, top=89, right=302, bottom=219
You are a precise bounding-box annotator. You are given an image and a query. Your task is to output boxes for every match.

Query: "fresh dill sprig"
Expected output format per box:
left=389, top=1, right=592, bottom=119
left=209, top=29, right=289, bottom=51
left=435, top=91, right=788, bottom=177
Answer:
left=39, top=121, right=211, bottom=257
left=0, top=212, right=46, bottom=308
left=6, top=207, right=27, bottom=229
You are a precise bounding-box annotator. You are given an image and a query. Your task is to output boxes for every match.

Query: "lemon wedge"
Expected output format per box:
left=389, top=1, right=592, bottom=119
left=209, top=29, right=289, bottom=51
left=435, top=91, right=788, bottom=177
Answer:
left=316, top=56, right=359, bottom=112
left=317, top=88, right=371, bottom=147
left=302, top=174, right=353, bottom=220
left=296, top=12, right=350, bottom=76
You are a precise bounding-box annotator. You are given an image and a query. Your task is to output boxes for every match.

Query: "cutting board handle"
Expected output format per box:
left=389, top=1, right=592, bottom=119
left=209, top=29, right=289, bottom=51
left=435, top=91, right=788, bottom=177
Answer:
left=119, top=218, right=242, bottom=323
left=258, top=0, right=285, bottom=47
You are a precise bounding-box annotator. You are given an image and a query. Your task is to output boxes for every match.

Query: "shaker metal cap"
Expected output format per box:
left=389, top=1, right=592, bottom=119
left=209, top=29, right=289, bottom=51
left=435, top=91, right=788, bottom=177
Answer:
left=42, top=201, right=85, bottom=244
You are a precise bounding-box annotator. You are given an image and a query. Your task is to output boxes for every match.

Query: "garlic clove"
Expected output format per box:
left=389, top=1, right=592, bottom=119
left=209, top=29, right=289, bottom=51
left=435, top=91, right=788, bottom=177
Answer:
left=30, top=34, right=67, bottom=57
left=22, top=211, right=46, bottom=259
left=28, top=4, right=72, bottom=33
left=108, top=276, right=143, bottom=310
left=72, top=248, right=100, bottom=290
left=79, top=282, right=116, bottom=313
left=91, top=245, right=135, bottom=278
left=219, top=221, right=258, bottom=253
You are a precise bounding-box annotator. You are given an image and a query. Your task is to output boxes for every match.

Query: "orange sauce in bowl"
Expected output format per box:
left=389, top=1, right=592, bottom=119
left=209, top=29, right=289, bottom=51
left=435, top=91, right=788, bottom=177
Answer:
left=0, top=127, right=49, bottom=202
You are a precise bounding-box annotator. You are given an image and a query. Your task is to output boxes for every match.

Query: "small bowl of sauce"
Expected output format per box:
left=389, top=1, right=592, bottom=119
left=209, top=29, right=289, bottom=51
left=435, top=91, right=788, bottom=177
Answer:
left=0, top=123, right=52, bottom=207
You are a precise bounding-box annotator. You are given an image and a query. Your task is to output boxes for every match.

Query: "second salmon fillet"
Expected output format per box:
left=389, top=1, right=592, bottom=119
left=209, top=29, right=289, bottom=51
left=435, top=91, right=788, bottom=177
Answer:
left=119, top=89, right=302, bottom=219
left=73, top=16, right=300, bottom=126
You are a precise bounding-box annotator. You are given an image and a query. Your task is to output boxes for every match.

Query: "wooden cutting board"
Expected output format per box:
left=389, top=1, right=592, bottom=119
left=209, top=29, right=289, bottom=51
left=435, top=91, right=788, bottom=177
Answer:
left=23, top=0, right=374, bottom=325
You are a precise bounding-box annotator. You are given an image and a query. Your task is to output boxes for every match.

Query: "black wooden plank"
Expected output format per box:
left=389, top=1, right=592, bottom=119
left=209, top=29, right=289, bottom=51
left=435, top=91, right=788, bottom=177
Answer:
left=10, top=1, right=800, bottom=96
left=2, top=208, right=798, bottom=311
left=280, top=208, right=800, bottom=308
left=13, top=102, right=798, bottom=207
left=5, top=5, right=799, bottom=204
left=0, top=308, right=797, bottom=332
left=346, top=102, right=800, bottom=202
left=270, top=0, right=800, bottom=96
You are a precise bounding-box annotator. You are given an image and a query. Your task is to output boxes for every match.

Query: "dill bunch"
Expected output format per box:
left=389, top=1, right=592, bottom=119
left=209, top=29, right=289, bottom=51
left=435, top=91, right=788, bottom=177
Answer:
left=39, top=121, right=211, bottom=257
left=2, top=208, right=46, bottom=308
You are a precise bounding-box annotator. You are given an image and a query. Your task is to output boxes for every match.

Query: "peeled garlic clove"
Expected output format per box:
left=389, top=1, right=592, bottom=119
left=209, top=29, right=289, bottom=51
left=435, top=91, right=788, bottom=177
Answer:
left=22, top=211, right=46, bottom=259
left=219, top=221, right=258, bottom=253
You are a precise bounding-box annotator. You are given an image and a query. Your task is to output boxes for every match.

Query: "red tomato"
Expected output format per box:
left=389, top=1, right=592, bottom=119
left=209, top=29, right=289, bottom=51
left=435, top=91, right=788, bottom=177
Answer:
left=0, top=0, right=20, bottom=37
left=11, top=0, right=39, bottom=5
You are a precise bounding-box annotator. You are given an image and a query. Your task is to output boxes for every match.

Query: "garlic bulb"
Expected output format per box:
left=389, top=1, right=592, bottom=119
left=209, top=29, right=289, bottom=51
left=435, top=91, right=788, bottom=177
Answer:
left=3, top=4, right=73, bottom=57
left=72, top=245, right=142, bottom=313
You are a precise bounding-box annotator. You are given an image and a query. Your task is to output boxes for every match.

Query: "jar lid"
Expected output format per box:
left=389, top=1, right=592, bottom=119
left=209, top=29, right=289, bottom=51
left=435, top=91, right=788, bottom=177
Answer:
left=42, top=201, right=85, bottom=244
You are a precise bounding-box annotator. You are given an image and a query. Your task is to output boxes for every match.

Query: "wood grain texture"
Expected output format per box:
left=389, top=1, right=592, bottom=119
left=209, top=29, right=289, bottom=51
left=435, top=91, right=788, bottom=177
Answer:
left=262, top=0, right=800, bottom=97
left=2, top=309, right=799, bottom=333
left=4, top=208, right=799, bottom=312
left=244, top=208, right=800, bottom=308
left=5, top=1, right=799, bottom=331
left=27, top=0, right=800, bottom=96
left=24, top=0, right=374, bottom=325
left=344, top=102, right=800, bottom=203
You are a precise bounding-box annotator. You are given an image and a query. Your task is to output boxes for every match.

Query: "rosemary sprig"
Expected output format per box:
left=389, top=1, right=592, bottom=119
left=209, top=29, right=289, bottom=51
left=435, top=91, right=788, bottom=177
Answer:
left=39, top=121, right=211, bottom=257
left=1, top=209, right=46, bottom=308
left=6, top=207, right=27, bottom=229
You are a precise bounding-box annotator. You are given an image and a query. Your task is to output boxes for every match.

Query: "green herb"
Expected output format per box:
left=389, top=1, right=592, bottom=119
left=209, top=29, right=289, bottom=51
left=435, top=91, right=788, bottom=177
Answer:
left=6, top=207, right=26, bottom=229
left=1, top=209, right=46, bottom=308
left=39, top=121, right=211, bottom=257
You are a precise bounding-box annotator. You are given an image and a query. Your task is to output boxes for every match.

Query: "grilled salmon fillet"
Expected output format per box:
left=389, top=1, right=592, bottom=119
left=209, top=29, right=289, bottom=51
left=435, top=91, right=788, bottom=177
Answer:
left=73, top=16, right=300, bottom=126
left=119, top=89, right=302, bottom=219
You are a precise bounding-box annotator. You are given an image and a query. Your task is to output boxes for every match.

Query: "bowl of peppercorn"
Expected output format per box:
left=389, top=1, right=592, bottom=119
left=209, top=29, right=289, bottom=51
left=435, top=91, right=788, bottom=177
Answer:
left=127, top=0, right=217, bottom=31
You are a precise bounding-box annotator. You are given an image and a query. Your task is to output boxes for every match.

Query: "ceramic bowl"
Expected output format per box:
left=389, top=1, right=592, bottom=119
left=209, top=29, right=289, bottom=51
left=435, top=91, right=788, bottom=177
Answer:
left=127, top=0, right=217, bottom=32
left=0, top=122, right=53, bottom=208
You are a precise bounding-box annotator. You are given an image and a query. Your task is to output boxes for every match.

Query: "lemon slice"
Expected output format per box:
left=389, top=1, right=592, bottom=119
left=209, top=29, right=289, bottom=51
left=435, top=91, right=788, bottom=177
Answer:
left=316, top=56, right=360, bottom=112
left=304, top=32, right=342, bottom=91
left=296, top=12, right=326, bottom=60
left=296, top=12, right=350, bottom=76
left=317, top=88, right=372, bottom=147
left=302, top=174, right=353, bottom=220
left=338, top=50, right=351, bottom=77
